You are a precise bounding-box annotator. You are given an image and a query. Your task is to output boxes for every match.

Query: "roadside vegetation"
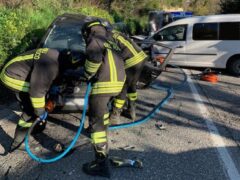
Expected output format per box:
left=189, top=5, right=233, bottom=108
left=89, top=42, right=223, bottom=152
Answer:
left=0, top=0, right=114, bottom=67
left=0, top=0, right=209, bottom=67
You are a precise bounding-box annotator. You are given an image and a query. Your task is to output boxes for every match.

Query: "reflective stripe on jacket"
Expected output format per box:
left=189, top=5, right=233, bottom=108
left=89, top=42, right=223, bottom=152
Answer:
left=0, top=48, right=59, bottom=115
left=84, top=25, right=125, bottom=96
left=112, top=31, right=147, bottom=69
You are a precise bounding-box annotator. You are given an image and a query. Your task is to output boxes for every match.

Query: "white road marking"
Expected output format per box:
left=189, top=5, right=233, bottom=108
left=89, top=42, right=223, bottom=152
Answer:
left=185, top=69, right=240, bottom=180
left=0, top=144, right=5, bottom=154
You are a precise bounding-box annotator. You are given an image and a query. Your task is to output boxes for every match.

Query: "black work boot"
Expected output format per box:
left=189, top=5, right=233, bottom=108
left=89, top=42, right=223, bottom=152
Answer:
left=9, top=125, right=29, bottom=153
left=128, top=100, right=136, bottom=121
left=110, top=107, right=122, bottom=125
left=31, top=120, right=47, bottom=135
left=82, top=144, right=110, bottom=178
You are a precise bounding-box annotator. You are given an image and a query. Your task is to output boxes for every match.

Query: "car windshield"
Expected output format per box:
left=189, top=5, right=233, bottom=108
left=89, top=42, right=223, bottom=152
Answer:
left=43, top=22, right=86, bottom=53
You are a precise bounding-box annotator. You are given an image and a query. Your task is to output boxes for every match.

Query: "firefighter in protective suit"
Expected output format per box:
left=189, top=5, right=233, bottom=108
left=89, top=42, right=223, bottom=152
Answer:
left=110, top=30, right=148, bottom=123
left=81, top=20, right=126, bottom=178
left=0, top=48, right=59, bottom=152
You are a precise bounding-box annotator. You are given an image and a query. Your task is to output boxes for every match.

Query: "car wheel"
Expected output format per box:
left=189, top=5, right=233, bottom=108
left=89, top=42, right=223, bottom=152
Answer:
left=227, top=58, right=240, bottom=76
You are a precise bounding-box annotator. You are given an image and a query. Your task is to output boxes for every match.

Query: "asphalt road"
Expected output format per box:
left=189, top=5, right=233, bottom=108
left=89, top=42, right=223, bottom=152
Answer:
left=0, top=67, right=240, bottom=180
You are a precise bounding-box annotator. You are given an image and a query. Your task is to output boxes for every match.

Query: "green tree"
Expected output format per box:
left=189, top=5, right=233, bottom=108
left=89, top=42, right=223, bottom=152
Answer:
left=219, top=0, right=240, bottom=13
left=187, top=0, right=220, bottom=15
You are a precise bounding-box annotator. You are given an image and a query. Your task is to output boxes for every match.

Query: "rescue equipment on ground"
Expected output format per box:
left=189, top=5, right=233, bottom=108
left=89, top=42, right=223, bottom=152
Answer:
left=200, top=72, right=219, bottom=83
left=110, top=156, right=143, bottom=168
left=199, top=68, right=219, bottom=83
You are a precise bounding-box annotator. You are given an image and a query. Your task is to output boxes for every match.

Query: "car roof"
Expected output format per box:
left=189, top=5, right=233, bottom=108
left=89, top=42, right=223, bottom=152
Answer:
left=52, top=13, right=106, bottom=26
left=38, top=13, right=109, bottom=48
left=147, top=14, right=240, bottom=39
left=163, top=14, right=240, bottom=28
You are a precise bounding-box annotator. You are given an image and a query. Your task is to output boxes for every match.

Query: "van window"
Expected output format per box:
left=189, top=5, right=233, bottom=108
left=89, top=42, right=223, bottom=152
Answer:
left=219, top=22, right=240, bottom=40
left=153, top=25, right=187, bottom=41
left=193, top=23, right=218, bottom=40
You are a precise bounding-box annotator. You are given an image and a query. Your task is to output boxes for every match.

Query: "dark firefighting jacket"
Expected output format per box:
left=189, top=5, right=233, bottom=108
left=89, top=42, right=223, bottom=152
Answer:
left=0, top=48, right=59, bottom=116
left=84, top=25, right=126, bottom=96
left=112, top=31, right=147, bottom=69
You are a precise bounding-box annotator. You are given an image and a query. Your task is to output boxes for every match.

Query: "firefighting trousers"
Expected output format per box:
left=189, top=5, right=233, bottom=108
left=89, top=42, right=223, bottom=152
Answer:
left=88, top=95, right=111, bottom=146
left=114, top=61, right=145, bottom=109
left=8, top=92, right=36, bottom=152
left=15, top=92, right=36, bottom=126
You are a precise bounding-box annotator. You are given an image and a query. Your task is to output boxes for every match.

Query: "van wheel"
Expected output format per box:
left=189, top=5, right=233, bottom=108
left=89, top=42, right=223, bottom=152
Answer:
left=227, top=58, right=240, bottom=76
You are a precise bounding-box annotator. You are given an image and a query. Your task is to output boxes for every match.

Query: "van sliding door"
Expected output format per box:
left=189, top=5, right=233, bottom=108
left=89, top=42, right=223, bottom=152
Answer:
left=186, top=23, right=219, bottom=67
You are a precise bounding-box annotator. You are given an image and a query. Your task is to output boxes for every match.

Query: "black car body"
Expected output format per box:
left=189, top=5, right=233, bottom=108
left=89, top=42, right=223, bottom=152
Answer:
left=36, top=13, right=174, bottom=112
left=38, top=13, right=91, bottom=111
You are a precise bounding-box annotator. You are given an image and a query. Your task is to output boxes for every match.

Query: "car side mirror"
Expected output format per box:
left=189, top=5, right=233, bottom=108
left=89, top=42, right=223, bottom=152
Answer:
left=153, top=34, right=163, bottom=41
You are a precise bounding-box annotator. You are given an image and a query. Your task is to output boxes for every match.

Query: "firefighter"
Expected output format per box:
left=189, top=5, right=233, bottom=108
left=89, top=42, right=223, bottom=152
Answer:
left=110, top=30, right=148, bottom=124
left=81, top=20, right=125, bottom=178
left=0, top=48, right=60, bottom=152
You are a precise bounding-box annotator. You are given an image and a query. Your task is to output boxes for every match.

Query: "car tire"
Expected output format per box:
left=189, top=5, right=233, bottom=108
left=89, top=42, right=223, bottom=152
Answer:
left=227, top=58, right=240, bottom=76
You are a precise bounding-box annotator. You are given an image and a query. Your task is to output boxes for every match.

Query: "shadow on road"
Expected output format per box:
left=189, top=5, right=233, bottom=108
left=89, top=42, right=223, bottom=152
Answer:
left=2, top=145, right=237, bottom=180
left=0, top=68, right=239, bottom=179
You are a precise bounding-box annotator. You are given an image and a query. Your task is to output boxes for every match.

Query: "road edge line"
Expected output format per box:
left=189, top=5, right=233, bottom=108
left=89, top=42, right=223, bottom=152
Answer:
left=185, top=69, right=240, bottom=180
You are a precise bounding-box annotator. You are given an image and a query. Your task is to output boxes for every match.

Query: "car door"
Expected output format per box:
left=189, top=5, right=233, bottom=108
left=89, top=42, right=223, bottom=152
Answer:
left=151, top=24, right=188, bottom=66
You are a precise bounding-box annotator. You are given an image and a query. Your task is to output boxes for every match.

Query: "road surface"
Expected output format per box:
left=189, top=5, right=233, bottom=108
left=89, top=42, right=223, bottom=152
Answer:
left=0, top=67, right=240, bottom=180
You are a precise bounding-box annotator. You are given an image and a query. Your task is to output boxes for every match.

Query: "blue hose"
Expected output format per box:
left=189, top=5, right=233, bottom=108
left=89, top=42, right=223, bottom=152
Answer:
left=109, top=86, right=173, bottom=130
left=109, top=64, right=187, bottom=130
left=25, top=83, right=92, bottom=163
left=25, top=66, right=187, bottom=163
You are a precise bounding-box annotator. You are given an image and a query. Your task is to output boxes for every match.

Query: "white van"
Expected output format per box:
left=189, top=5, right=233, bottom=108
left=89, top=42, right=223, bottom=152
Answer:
left=149, top=14, right=240, bottom=75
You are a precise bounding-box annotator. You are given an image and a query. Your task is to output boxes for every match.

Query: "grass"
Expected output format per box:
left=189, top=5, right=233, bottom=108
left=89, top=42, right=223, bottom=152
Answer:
left=0, top=4, right=114, bottom=68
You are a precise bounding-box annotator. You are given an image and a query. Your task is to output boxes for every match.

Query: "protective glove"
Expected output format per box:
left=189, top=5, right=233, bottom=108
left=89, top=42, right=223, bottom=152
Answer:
left=50, top=85, right=60, bottom=95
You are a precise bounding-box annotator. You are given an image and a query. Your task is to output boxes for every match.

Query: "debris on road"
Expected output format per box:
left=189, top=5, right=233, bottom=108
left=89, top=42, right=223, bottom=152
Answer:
left=53, top=143, right=65, bottom=153
left=118, top=145, right=135, bottom=151
left=110, top=139, right=118, bottom=144
left=68, top=169, right=75, bottom=176
left=155, top=123, right=166, bottom=130
left=110, top=156, right=143, bottom=169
